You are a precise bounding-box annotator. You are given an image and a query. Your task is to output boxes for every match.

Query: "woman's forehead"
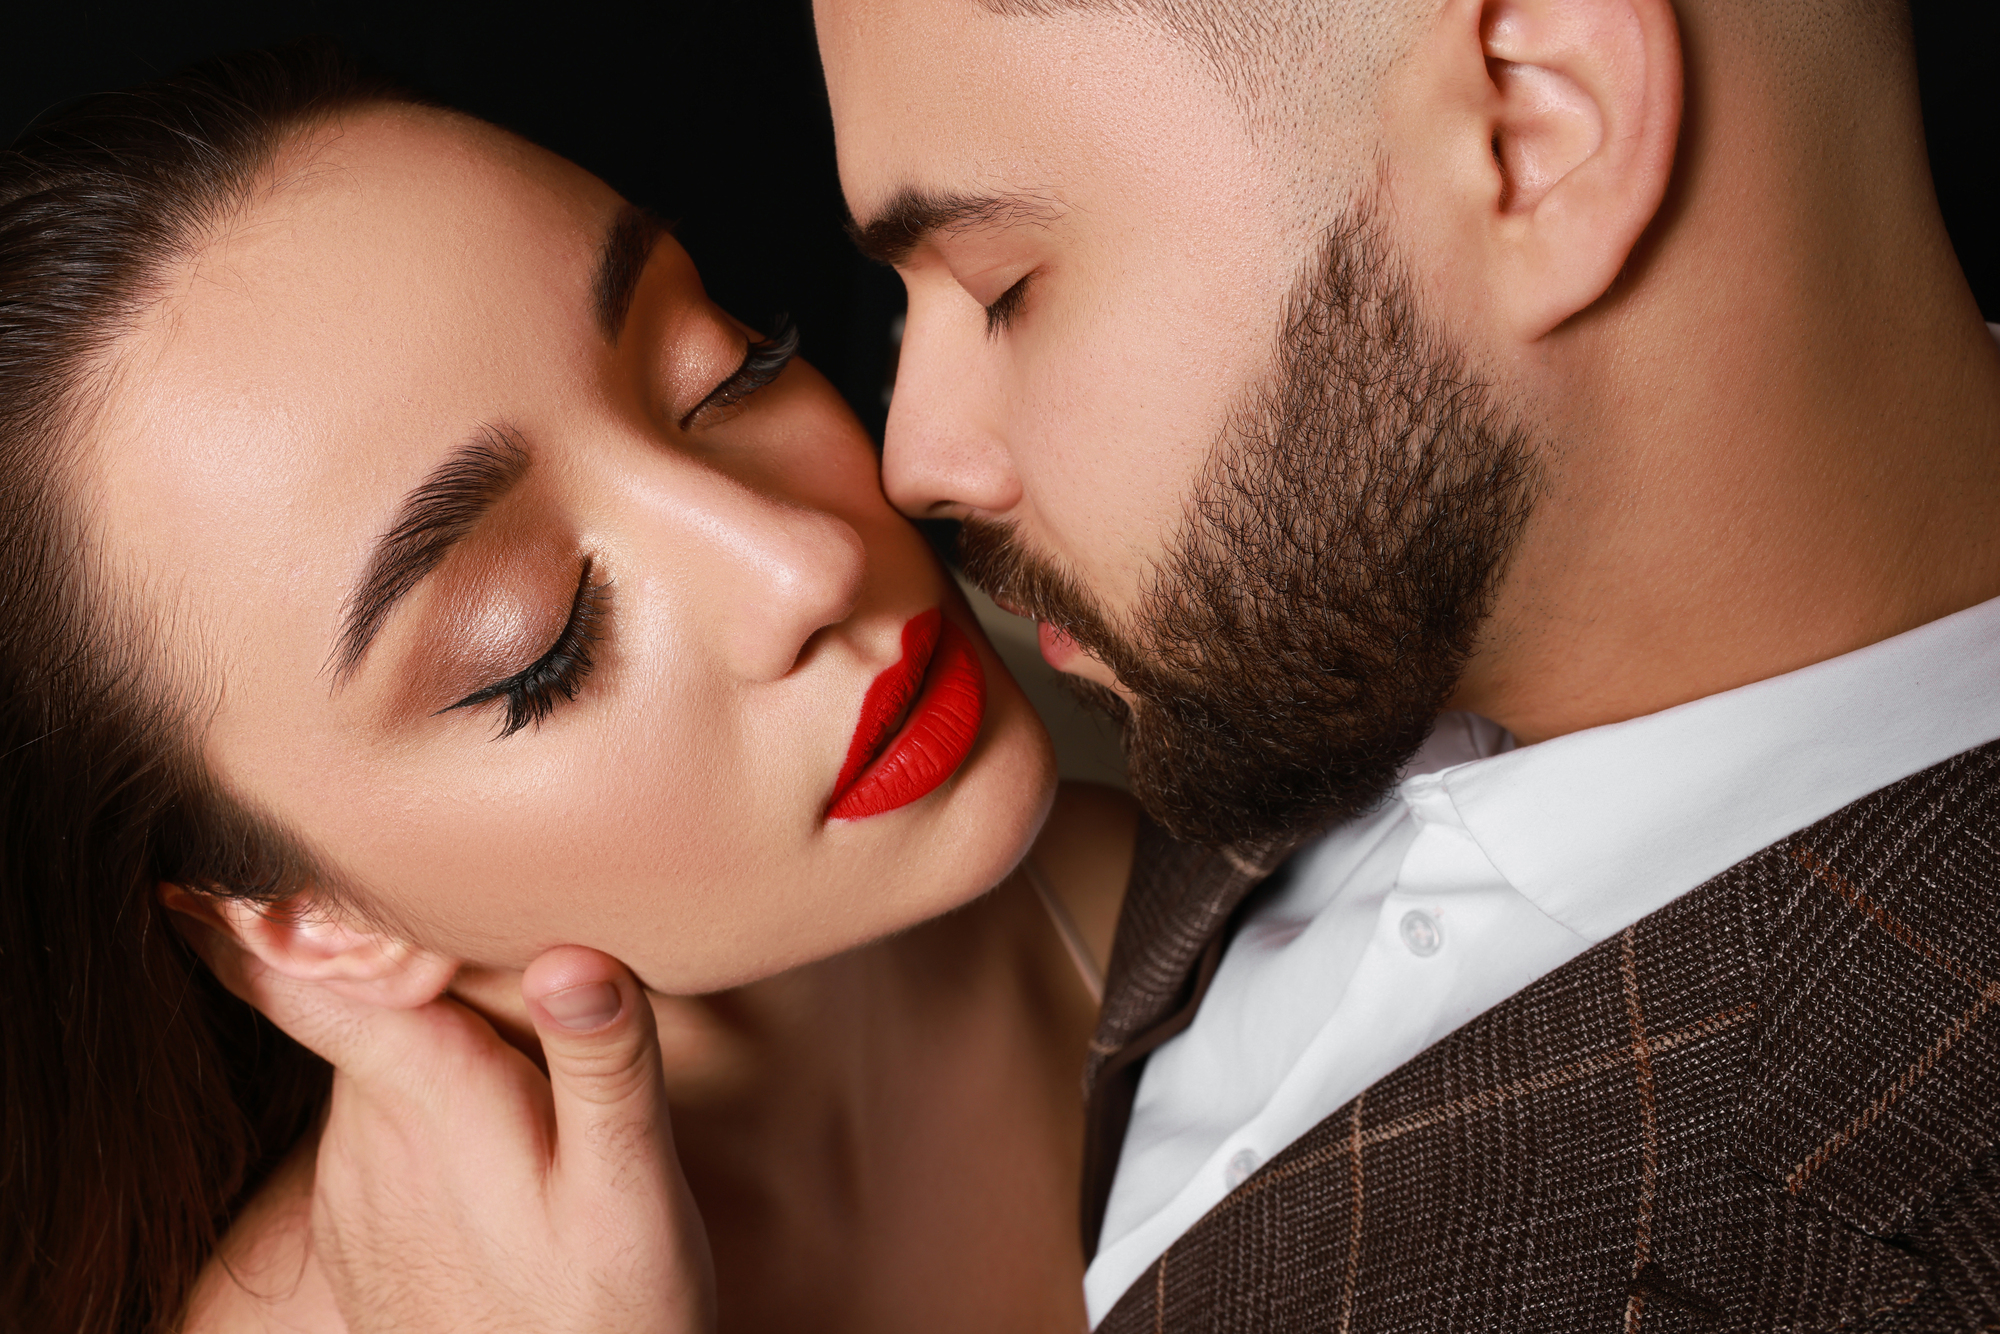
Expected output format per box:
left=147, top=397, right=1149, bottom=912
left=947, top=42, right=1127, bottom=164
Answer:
left=81, top=106, right=638, bottom=713
left=213, top=106, right=617, bottom=318
left=281, top=103, right=612, bottom=228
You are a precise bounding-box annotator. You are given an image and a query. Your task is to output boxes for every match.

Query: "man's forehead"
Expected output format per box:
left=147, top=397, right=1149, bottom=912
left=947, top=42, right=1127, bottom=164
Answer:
left=821, top=0, right=1249, bottom=218
left=819, top=0, right=1056, bottom=186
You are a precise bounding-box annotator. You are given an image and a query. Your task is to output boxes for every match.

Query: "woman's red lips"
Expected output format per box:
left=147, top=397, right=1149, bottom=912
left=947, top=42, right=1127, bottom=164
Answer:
left=827, top=608, right=987, bottom=821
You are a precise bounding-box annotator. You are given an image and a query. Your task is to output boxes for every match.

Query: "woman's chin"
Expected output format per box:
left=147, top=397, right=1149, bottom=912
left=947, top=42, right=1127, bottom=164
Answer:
left=927, top=673, right=1060, bottom=905
left=730, top=643, right=1056, bottom=990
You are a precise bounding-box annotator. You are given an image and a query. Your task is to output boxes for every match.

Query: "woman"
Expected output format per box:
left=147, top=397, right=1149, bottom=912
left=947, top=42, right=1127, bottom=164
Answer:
left=0, top=45, right=1134, bottom=1333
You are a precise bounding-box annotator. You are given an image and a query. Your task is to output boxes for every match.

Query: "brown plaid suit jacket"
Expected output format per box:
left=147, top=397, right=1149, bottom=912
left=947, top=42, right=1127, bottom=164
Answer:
left=1084, top=739, right=2000, bottom=1331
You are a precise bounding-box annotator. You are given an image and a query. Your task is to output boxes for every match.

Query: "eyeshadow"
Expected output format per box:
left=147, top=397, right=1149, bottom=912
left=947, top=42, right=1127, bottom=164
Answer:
left=383, top=486, right=580, bottom=727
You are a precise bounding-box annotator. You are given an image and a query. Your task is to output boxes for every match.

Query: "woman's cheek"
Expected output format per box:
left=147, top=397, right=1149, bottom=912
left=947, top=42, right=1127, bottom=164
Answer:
left=573, top=695, right=757, bottom=890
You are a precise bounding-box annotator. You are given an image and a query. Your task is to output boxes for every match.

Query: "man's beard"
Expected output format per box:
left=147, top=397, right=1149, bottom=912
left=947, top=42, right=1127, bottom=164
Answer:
left=957, top=214, right=1540, bottom=850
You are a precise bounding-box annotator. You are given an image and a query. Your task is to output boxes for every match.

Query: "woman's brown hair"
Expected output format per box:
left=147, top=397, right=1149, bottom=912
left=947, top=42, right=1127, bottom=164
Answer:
left=0, top=44, right=406, bottom=1333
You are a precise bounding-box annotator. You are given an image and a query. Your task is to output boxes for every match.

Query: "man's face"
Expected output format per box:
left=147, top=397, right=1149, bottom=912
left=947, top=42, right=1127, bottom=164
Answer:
left=822, top=0, right=1539, bottom=847
left=820, top=0, right=1302, bottom=651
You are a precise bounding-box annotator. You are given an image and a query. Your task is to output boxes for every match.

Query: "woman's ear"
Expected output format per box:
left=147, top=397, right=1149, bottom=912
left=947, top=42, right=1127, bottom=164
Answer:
left=160, top=882, right=457, bottom=1010
left=1481, top=0, right=1682, bottom=336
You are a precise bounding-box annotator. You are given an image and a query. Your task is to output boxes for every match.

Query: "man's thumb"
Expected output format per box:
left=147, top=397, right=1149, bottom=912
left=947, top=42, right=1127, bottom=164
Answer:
left=521, top=946, right=672, bottom=1183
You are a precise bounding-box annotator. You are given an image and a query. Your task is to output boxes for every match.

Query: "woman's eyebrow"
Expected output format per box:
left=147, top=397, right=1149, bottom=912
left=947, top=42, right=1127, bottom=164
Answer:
left=330, top=427, right=531, bottom=686
left=593, top=203, right=669, bottom=342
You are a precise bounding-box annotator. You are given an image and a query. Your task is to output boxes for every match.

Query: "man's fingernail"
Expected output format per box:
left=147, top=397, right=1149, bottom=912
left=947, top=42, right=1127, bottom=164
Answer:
left=538, top=981, right=621, bottom=1031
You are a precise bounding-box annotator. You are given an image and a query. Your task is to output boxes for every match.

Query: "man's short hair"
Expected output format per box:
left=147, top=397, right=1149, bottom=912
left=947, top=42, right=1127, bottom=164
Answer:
left=976, top=0, right=1916, bottom=117
left=976, top=0, right=1311, bottom=106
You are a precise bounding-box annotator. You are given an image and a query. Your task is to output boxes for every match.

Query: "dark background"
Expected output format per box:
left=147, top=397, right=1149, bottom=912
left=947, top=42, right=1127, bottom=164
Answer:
left=6, top=0, right=1996, bottom=443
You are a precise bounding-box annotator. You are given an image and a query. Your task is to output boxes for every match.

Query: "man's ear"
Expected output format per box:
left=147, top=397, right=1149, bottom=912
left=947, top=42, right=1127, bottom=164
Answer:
left=1443, top=0, right=1681, bottom=338
left=160, top=882, right=457, bottom=1010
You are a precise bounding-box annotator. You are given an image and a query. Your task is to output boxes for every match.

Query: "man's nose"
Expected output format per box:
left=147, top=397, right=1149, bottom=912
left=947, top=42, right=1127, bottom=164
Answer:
left=879, top=300, right=1024, bottom=521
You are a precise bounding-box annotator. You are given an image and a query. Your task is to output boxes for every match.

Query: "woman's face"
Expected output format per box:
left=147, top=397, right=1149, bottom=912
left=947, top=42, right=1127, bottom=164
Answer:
left=90, top=105, right=1055, bottom=992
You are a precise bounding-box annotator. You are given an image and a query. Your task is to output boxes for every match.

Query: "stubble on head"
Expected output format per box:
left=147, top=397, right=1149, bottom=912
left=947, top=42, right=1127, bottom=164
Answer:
left=960, top=208, right=1542, bottom=849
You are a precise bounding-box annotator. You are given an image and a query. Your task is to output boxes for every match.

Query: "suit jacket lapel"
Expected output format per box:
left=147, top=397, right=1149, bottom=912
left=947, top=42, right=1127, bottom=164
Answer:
left=1081, top=819, right=1298, bottom=1256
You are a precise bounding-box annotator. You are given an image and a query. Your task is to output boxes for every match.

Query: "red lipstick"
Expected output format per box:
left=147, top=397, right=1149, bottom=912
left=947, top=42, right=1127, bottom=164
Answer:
left=827, top=609, right=987, bottom=821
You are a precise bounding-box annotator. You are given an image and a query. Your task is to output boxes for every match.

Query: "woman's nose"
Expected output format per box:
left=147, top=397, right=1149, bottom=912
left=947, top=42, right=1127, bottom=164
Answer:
left=672, top=471, right=867, bottom=682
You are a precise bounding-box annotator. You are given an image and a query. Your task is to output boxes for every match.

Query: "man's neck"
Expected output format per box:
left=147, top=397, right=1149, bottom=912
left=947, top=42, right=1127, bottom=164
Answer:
left=1451, top=18, right=2000, bottom=746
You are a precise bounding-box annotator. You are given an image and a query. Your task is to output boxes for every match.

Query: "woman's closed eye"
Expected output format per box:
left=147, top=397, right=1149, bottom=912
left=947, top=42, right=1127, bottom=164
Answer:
left=440, top=559, right=610, bottom=738
left=679, top=316, right=800, bottom=431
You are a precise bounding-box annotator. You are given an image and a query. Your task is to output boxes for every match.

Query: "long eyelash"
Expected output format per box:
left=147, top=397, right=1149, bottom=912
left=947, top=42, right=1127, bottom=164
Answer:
left=680, top=315, right=800, bottom=430
left=440, top=561, right=610, bottom=739
left=984, top=274, right=1032, bottom=338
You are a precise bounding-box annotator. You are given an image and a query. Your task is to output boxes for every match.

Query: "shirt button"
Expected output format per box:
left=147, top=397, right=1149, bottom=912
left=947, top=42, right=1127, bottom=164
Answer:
left=1224, top=1148, right=1260, bottom=1189
left=1400, top=908, right=1442, bottom=957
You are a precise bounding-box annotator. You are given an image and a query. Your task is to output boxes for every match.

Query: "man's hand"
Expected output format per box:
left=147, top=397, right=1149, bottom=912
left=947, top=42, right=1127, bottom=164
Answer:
left=198, top=930, right=713, bottom=1333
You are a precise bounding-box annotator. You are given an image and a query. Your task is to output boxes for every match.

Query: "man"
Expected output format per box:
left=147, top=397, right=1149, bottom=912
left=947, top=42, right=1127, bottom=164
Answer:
left=250, top=0, right=2000, bottom=1327
left=818, top=0, right=2000, bottom=1324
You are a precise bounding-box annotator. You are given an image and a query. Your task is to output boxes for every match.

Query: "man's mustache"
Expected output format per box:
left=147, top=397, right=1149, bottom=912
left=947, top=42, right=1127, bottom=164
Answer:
left=953, top=518, right=1141, bottom=724
left=955, top=518, right=1113, bottom=656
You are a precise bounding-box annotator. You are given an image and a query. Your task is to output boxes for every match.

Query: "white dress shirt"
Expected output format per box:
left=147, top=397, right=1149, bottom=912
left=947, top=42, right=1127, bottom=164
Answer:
left=1085, top=585, right=2000, bottom=1327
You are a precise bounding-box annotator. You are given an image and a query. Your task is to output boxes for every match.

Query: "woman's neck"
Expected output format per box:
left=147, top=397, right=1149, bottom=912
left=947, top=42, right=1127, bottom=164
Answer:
left=178, top=1134, right=343, bottom=1332
left=450, top=950, right=889, bottom=1138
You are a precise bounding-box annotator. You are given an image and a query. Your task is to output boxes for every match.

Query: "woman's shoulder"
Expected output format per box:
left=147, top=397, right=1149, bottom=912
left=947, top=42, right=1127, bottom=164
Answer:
left=1027, top=781, right=1140, bottom=975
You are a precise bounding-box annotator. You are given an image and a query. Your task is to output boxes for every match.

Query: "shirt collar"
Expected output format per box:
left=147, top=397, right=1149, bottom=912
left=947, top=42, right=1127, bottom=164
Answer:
left=1431, top=592, right=2000, bottom=940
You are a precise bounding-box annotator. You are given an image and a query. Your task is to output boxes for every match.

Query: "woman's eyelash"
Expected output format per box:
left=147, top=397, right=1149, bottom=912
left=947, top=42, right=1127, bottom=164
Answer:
left=984, top=274, right=1032, bottom=337
left=679, top=316, right=800, bottom=430
left=440, top=560, right=610, bottom=739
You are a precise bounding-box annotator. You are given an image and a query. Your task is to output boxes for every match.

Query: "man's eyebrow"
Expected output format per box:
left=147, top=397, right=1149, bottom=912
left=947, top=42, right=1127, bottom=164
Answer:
left=847, top=188, right=1063, bottom=266
left=330, top=427, right=532, bottom=685
left=593, top=203, right=670, bottom=341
